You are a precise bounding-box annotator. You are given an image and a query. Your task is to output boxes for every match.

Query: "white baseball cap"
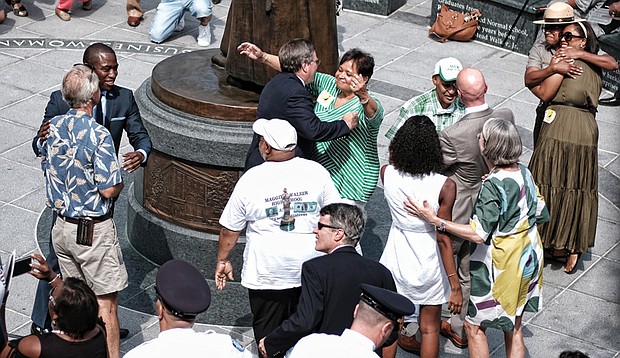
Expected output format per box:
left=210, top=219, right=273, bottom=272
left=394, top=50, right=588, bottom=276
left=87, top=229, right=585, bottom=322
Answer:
left=253, top=118, right=297, bottom=152
left=433, top=57, right=463, bottom=82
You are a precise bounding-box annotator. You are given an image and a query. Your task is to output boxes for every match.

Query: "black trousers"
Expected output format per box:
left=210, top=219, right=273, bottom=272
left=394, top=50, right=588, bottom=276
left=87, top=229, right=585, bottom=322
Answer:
left=248, top=287, right=302, bottom=342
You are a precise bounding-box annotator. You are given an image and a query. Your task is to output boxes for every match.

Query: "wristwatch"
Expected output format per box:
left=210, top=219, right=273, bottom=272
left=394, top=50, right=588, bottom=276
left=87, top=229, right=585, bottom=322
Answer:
left=436, top=220, right=447, bottom=233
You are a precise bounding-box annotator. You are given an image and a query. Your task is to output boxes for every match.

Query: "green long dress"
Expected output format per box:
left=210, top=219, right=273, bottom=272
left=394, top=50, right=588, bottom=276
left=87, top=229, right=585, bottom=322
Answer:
left=528, top=60, right=602, bottom=254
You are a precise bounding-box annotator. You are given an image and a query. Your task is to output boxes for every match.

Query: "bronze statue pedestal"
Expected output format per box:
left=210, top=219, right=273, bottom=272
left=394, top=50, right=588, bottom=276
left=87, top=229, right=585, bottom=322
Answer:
left=127, top=49, right=258, bottom=326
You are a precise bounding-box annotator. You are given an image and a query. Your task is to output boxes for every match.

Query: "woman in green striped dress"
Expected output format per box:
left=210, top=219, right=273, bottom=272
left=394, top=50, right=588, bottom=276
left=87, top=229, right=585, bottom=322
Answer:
left=238, top=43, right=384, bottom=209
left=307, top=49, right=383, bottom=208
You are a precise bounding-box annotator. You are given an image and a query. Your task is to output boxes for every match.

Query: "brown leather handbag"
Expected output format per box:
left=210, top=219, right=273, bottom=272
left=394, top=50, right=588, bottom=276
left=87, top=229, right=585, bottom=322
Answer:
left=429, top=4, right=482, bottom=42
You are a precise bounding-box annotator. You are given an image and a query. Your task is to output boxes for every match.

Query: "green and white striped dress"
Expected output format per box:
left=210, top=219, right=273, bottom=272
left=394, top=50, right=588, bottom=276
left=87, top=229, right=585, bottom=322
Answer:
left=307, top=72, right=384, bottom=202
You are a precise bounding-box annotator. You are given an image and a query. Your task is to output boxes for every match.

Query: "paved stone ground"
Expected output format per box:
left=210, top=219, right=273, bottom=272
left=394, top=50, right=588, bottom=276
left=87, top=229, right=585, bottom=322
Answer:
left=0, top=0, right=618, bottom=356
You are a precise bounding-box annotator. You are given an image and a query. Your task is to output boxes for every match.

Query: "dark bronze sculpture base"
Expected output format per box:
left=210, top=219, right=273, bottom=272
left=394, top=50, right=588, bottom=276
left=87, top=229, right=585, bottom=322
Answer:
left=150, top=49, right=260, bottom=121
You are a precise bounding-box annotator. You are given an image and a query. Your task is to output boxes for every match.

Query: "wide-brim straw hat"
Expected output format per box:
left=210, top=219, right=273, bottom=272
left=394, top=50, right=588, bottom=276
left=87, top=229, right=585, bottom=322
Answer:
left=533, top=2, right=582, bottom=25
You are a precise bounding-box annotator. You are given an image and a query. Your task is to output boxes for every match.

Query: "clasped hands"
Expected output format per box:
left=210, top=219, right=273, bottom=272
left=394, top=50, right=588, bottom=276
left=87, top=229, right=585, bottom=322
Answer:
left=551, top=45, right=583, bottom=79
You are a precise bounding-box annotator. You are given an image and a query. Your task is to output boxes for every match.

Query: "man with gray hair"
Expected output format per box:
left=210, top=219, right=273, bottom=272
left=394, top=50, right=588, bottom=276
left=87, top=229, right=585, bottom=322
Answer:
left=243, top=38, right=358, bottom=171
left=40, top=64, right=126, bottom=358
left=258, top=203, right=397, bottom=358
left=216, top=118, right=342, bottom=345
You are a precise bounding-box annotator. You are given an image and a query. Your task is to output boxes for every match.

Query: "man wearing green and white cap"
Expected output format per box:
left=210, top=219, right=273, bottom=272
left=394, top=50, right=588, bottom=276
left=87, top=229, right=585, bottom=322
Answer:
left=385, top=57, right=465, bottom=139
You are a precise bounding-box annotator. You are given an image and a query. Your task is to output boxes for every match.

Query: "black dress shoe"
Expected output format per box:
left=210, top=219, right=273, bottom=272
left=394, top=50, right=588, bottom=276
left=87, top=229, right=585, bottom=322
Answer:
left=599, top=97, right=620, bottom=106
left=120, top=328, right=129, bottom=339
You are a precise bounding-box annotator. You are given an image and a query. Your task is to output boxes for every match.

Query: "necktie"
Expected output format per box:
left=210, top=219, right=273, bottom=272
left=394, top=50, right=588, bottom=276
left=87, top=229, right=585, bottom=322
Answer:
left=95, top=94, right=104, bottom=126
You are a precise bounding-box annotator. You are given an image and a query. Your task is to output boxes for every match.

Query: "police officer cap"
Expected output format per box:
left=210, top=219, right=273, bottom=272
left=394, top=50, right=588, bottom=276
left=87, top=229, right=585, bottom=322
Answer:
left=156, top=260, right=211, bottom=319
left=359, top=284, right=415, bottom=322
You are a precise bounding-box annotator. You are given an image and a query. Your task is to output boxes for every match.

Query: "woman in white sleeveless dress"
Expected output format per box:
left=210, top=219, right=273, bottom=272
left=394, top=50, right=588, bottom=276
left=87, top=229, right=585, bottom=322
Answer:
left=380, top=116, right=461, bottom=358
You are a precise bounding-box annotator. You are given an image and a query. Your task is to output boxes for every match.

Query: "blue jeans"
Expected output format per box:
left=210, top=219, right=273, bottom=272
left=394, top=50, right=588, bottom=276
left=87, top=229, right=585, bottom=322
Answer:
left=31, top=213, right=59, bottom=330
left=149, top=0, right=213, bottom=43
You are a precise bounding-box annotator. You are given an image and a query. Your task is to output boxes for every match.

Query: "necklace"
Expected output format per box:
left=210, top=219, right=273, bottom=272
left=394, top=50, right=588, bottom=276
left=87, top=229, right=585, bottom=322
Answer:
left=52, top=329, right=85, bottom=342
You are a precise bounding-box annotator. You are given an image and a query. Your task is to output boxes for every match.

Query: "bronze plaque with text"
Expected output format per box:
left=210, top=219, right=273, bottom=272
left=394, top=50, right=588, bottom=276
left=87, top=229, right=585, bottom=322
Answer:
left=143, top=150, right=239, bottom=234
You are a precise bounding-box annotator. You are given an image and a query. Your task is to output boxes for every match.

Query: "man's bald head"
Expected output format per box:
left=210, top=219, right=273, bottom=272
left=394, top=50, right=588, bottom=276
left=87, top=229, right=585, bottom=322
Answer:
left=456, top=68, right=488, bottom=107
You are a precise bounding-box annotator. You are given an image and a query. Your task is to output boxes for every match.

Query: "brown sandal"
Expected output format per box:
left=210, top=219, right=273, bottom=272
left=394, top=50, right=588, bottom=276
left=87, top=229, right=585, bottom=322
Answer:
left=564, top=252, right=581, bottom=274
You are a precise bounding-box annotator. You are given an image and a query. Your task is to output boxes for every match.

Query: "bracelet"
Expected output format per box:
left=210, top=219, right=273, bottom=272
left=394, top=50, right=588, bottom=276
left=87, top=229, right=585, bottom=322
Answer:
left=447, top=273, right=457, bottom=278
left=436, top=219, right=447, bottom=232
left=48, top=274, right=60, bottom=285
left=359, top=97, right=370, bottom=105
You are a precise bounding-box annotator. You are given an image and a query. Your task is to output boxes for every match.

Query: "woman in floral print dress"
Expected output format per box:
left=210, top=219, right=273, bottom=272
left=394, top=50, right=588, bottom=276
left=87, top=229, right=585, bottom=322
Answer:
left=407, top=118, right=549, bottom=357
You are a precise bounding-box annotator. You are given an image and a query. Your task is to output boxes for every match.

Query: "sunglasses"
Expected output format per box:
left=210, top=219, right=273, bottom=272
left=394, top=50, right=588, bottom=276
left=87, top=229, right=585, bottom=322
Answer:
left=543, top=25, right=564, bottom=32
left=48, top=285, right=58, bottom=309
left=317, top=222, right=341, bottom=230
left=561, top=32, right=586, bottom=42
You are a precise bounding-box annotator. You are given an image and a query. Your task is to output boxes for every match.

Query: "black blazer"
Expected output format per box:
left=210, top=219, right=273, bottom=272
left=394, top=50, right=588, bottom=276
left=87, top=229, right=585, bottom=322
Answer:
left=244, top=72, right=350, bottom=171
left=32, top=86, right=152, bottom=157
left=264, top=246, right=397, bottom=357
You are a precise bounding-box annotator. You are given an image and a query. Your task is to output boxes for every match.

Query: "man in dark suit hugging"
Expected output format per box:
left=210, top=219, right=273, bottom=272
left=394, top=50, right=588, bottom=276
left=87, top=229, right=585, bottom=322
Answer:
left=243, top=38, right=359, bottom=171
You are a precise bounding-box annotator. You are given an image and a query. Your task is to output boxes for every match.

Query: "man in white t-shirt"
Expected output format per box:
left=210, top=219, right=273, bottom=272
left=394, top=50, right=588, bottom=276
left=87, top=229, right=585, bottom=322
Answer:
left=215, top=118, right=341, bottom=344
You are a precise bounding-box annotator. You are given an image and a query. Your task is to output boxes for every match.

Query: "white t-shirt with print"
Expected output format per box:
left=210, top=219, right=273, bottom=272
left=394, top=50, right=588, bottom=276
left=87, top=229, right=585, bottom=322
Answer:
left=219, top=157, right=342, bottom=290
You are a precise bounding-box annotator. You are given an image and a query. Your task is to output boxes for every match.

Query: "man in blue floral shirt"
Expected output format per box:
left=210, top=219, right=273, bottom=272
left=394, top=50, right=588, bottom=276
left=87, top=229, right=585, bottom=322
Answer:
left=40, top=64, right=126, bottom=358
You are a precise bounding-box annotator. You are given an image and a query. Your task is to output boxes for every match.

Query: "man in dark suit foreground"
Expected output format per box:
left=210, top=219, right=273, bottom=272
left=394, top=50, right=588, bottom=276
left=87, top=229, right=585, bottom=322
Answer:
left=259, top=203, right=397, bottom=357
left=244, top=38, right=358, bottom=171
left=30, top=43, right=152, bottom=338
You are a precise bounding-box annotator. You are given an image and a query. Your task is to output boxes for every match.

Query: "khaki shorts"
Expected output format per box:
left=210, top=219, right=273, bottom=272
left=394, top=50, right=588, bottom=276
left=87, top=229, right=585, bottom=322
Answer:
left=52, top=216, right=128, bottom=296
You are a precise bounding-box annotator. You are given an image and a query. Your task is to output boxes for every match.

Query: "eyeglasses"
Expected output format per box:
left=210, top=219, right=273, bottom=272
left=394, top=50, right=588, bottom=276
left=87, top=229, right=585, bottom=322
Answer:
left=561, top=32, right=586, bottom=42
left=311, top=59, right=321, bottom=66
left=48, top=286, right=57, bottom=309
left=477, top=133, right=485, bottom=141
left=317, top=222, right=341, bottom=230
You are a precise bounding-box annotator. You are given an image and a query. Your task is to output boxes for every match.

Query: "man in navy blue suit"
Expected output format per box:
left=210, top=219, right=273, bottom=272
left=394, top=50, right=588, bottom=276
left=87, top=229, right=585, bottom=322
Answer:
left=258, top=203, right=397, bottom=357
left=243, top=39, right=358, bottom=171
left=30, top=43, right=152, bottom=339
left=32, top=43, right=152, bottom=170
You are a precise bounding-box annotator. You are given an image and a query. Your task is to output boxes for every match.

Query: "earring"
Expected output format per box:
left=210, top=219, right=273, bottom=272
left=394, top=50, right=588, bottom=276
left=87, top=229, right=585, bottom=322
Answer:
left=51, top=319, right=57, bottom=327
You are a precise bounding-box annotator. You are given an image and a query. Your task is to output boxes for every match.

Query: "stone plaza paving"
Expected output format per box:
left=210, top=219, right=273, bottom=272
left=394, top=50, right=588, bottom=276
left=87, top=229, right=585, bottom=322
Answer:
left=0, top=0, right=619, bottom=356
